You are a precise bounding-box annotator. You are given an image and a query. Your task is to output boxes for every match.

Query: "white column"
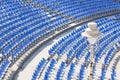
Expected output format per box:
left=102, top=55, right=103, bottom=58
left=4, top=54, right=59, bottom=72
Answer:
left=90, top=45, right=94, bottom=80
left=81, top=22, right=102, bottom=80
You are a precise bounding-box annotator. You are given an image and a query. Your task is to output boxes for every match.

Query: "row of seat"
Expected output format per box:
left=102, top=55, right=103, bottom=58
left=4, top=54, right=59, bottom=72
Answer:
left=93, top=14, right=120, bottom=79
left=0, top=0, right=70, bottom=59
left=1, top=0, right=120, bottom=80
left=49, top=15, right=119, bottom=64
left=0, top=59, right=11, bottom=80
left=111, top=56, right=120, bottom=80
left=31, top=0, right=120, bottom=20
left=32, top=14, right=120, bottom=80
left=32, top=58, right=47, bottom=80
left=44, top=59, right=57, bottom=80
left=67, top=63, right=75, bottom=80
left=56, top=61, right=66, bottom=80
left=48, top=27, right=86, bottom=56
left=95, top=24, right=120, bottom=62
left=0, top=0, right=71, bottom=79
left=79, top=64, right=86, bottom=80
left=23, top=0, right=120, bottom=80
left=67, top=38, right=87, bottom=59
left=54, top=15, right=120, bottom=79
left=104, top=47, right=116, bottom=65
left=111, top=69, right=116, bottom=80
left=99, top=53, right=119, bottom=80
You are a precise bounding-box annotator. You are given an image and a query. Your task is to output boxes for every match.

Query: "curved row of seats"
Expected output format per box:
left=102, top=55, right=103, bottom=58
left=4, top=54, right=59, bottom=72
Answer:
left=31, top=0, right=120, bottom=19
left=95, top=24, right=120, bottom=62
left=0, top=0, right=120, bottom=80
left=56, top=61, right=66, bottom=80
left=0, top=0, right=70, bottom=59
left=49, top=16, right=120, bottom=63
left=32, top=14, right=120, bottom=80
left=93, top=15, right=120, bottom=79
left=112, top=55, right=120, bottom=80
left=99, top=54, right=120, bottom=80
left=0, top=1, right=119, bottom=58
left=0, top=59, right=11, bottom=80
left=0, top=0, right=70, bottom=79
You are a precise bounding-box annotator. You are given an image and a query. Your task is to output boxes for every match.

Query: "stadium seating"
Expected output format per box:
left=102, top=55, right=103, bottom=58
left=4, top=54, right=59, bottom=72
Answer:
left=0, top=0, right=120, bottom=80
left=32, top=58, right=47, bottom=80
left=32, top=15, right=120, bottom=80
left=31, top=0, right=120, bottom=19
left=56, top=61, right=66, bottom=80
left=0, top=0, right=70, bottom=59
left=0, top=59, right=11, bottom=80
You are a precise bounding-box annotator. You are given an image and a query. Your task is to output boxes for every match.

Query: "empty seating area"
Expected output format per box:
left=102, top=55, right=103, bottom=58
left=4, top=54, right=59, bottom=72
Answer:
left=30, top=0, right=120, bottom=20
left=0, top=0, right=71, bottom=60
left=0, top=0, right=120, bottom=80
left=0, top=59, right=11, bottom=80
left=31, top=16, right=120, bottom=80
